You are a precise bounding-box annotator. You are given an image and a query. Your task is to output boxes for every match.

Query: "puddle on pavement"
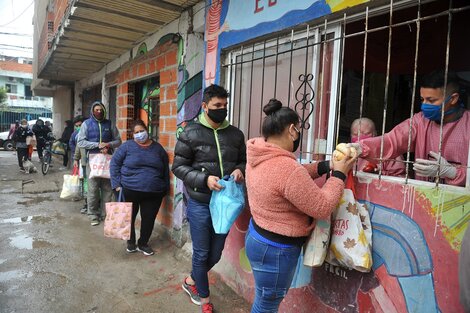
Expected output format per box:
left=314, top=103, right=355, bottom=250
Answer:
left=0, top=270, right=33, bottom=282
left=1, top=215, right=53, bottom=224
left=9, top=234, right=53, bottom=250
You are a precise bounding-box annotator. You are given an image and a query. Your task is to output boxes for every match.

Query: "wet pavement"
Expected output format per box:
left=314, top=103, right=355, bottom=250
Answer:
left=0, top=151, right=250, bottom=313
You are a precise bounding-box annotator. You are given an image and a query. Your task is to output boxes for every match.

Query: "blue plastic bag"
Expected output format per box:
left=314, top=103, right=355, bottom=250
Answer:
left=209, top=176, right=245, bottom=234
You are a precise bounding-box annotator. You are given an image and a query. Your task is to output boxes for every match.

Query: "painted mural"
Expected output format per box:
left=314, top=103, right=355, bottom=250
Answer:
left=222, top=177, right=469, bottom=313
left=204, top=0, right=369, bottom=86
left=172, top=36, right=204, bottom=230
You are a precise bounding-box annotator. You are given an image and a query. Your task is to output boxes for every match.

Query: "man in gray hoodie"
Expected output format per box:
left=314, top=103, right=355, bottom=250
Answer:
left=77, top=101, right=121, bottom=226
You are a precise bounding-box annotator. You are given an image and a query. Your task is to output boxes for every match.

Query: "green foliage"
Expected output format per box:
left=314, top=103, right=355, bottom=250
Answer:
left=0, top=87, right=7, bottom=108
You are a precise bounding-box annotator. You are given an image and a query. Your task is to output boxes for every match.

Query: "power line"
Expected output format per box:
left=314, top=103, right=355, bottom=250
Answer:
left=0, top=1, right=34, bottom=28
left=0, top=31, right=32, bottom=37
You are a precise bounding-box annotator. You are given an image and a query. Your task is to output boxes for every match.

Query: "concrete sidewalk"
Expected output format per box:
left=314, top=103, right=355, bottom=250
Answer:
left=0, top=150, right=250, bottom=313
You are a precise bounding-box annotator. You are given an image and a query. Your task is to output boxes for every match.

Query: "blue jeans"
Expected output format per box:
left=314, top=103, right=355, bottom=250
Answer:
left=187, top=198, right=228, bottom=298
left=245, top=229, right=301, bottom=313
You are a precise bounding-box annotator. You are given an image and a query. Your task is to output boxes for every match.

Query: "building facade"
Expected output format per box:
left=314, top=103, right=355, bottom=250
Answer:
left=0, top=58, right=52, bottom=131
left=205, top=1, right=470, bottom=313
left=32, top=0, right=469, bottom=312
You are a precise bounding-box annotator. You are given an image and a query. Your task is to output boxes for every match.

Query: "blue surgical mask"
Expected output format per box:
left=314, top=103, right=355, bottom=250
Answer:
left=133, top=130, right=148, bottom=143
left=421, top=96, right=458, bottom=121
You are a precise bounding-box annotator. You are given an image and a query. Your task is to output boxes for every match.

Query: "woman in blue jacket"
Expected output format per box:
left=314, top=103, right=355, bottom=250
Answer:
left=110, top=119, right=169, bottom=256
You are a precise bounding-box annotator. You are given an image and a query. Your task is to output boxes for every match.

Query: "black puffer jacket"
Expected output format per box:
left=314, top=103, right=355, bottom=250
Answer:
left=172, top=115, right=246, bottom=204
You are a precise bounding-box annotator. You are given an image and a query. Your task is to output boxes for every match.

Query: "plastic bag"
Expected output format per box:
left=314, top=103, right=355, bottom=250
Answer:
left=104, top=191, right=132, bottom=240
left=325, top=173, right=373, bottom=272
left=209, top=176, right=245, bottom=234
left=60, top=173, right=81, bottom=199
left=88, top=153, right=112, bottom=179
left=303, top=218, right=331, bottom=267
left=52, top=140, right=66, bottom=155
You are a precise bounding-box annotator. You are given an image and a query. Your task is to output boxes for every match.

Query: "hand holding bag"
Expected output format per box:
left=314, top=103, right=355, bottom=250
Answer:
left=209, top=176, right=246, bottom=234
left=303, top=218, right=332, bottom=267
left=325, top=172, right=373, bottom=272
left=60, top=166, right=81, bottom=199
left=104, top=190, right=132, bottom=240
left=88, top=153, right=112, bottom=179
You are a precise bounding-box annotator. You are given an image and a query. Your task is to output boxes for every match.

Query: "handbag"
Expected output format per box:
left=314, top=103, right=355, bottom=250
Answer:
left=60, top=166, right=81, bottom=199
left=209, top=175, right=246, bottom=234
left=325, top=172, right=373, bottom=272
left=303, top=218, right=331, bottom=267
left=104, top=190, right=132, bottom=240
left=88, top=153, right=112, bottom=179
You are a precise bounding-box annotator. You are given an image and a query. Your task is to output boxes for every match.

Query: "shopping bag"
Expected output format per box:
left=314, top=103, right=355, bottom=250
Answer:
left=88, top=153, right=112, bottom=179
left=51, top=140, right=66, bottom=155
left=303, top=218, right=331, bottom=267
left=209, top=176, right=245, bottom=234
left=104, top=190, right=132, bottom=240
left=325, top=172, right=373, bottom=272
left=26, top=135, right=37, bottom=147
left=60, top=170, right=81, bottom=199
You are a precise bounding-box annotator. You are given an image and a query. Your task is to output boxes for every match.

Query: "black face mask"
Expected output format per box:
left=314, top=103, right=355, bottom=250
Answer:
left=292, top=127, right=301, bottom=152
left=207, top=108, right=227, bottom=124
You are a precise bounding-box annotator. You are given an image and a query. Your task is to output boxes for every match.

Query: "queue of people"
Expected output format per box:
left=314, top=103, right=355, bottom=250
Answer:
left=27, top=69, right=466, bottom=313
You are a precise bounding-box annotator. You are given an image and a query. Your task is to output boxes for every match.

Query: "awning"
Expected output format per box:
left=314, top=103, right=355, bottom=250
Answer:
left=38, top=0, right=200, bottom=83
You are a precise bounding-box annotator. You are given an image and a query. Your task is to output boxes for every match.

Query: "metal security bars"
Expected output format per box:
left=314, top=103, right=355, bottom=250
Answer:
left=222, top=0, right=470, bottom=188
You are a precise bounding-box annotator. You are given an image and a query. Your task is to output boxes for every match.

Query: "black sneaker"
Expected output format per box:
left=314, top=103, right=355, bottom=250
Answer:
left=80, top=206, right=87, bottom=214
left=126, top=241, right=137, bottom=253
left=137, top=244, right=154, bottom=256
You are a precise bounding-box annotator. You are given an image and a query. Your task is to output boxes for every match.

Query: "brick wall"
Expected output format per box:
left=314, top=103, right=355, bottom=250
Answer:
left=111, top=40, right=179, bottom=228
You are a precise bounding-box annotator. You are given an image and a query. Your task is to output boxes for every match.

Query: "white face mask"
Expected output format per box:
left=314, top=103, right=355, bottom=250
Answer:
left=133, top=130, right=149, bottom=143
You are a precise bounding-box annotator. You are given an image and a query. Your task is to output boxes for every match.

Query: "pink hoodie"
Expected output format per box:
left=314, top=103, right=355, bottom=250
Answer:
left=246, top=137, right=345, bottom=238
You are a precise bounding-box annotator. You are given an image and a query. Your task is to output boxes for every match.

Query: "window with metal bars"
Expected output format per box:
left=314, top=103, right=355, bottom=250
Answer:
left=222, top=0, right=470, bottom=189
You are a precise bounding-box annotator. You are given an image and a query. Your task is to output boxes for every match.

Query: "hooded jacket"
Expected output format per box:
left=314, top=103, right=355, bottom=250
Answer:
left=246, top=137, right=345, bottom=238
left=172, top=113, right=246, bottom=204
left=76, top=102, right=121, bottom=155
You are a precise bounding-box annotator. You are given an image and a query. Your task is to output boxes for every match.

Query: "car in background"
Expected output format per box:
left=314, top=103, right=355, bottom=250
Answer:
left=0, top=130, right=13, bottom=150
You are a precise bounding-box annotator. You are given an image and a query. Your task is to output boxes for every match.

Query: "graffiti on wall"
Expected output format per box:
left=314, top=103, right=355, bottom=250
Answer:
left=172, top=34, right=204, bottom=229
left=222, top=178, right=469, bottom=313
left=204, top=0, right=369, bottom=86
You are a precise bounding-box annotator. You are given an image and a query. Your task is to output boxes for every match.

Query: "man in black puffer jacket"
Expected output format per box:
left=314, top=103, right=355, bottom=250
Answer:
left=172, top=84, right=246, bottom=313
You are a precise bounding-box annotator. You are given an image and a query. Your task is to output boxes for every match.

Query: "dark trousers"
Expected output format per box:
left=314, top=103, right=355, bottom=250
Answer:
left=16, top=148, right=29, bottom=169
left=63, top=148, right=69, bottom=166
left=122, top=188, right=165, bottom=246
left=36, top=141, right=45, bottom=159
left=187, top=197, right=228, bottom=298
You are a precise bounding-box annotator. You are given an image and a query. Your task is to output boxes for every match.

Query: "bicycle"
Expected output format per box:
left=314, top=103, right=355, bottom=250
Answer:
left=41, top=133, right=60, bottom=175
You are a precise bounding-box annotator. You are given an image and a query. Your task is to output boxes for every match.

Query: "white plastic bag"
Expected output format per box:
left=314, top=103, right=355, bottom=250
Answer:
left=303, top=218, right=331, bottom=267
left=88, top=153, right=112, bottom=179
left=326, top=174, right=372, bottom=272
left=60, top=174, right=81, bottom=199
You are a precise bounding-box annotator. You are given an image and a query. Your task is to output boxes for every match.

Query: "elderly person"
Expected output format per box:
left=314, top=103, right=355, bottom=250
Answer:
left=350, top=117, right=405, bottom=176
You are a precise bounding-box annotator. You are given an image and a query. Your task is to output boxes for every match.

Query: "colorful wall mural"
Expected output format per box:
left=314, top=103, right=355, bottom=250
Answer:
left=172, top=35, right=203, bottom=230
left=204, top=0, right=369, bottom=86
left=203, top=1, right=468, bottom=312
left=222, top=177, right=468, bottom=313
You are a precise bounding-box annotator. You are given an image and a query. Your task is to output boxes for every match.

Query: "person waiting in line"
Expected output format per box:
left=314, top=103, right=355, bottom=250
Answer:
left=350, top=117, right=405, bottom=176
left=70, top=116, right=87, bottom=214
left=32, top=119, right=52, bottom=161
left=59, top=119, right=74, bottom=169
left=77, top=101, right=121, bottom=226
left=110, top=119, right=169, bottom=256
left=13, top=119, right=34, bottom=172
left=172, top=84, right=246, bottom=313
left=244, top=99, right=356, bottom=313
left=349, top=70, right=469, bottom=186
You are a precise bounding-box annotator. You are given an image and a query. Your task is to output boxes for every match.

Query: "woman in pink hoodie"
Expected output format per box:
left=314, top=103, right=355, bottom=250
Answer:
left=245, top=99, right=356, bottom=313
